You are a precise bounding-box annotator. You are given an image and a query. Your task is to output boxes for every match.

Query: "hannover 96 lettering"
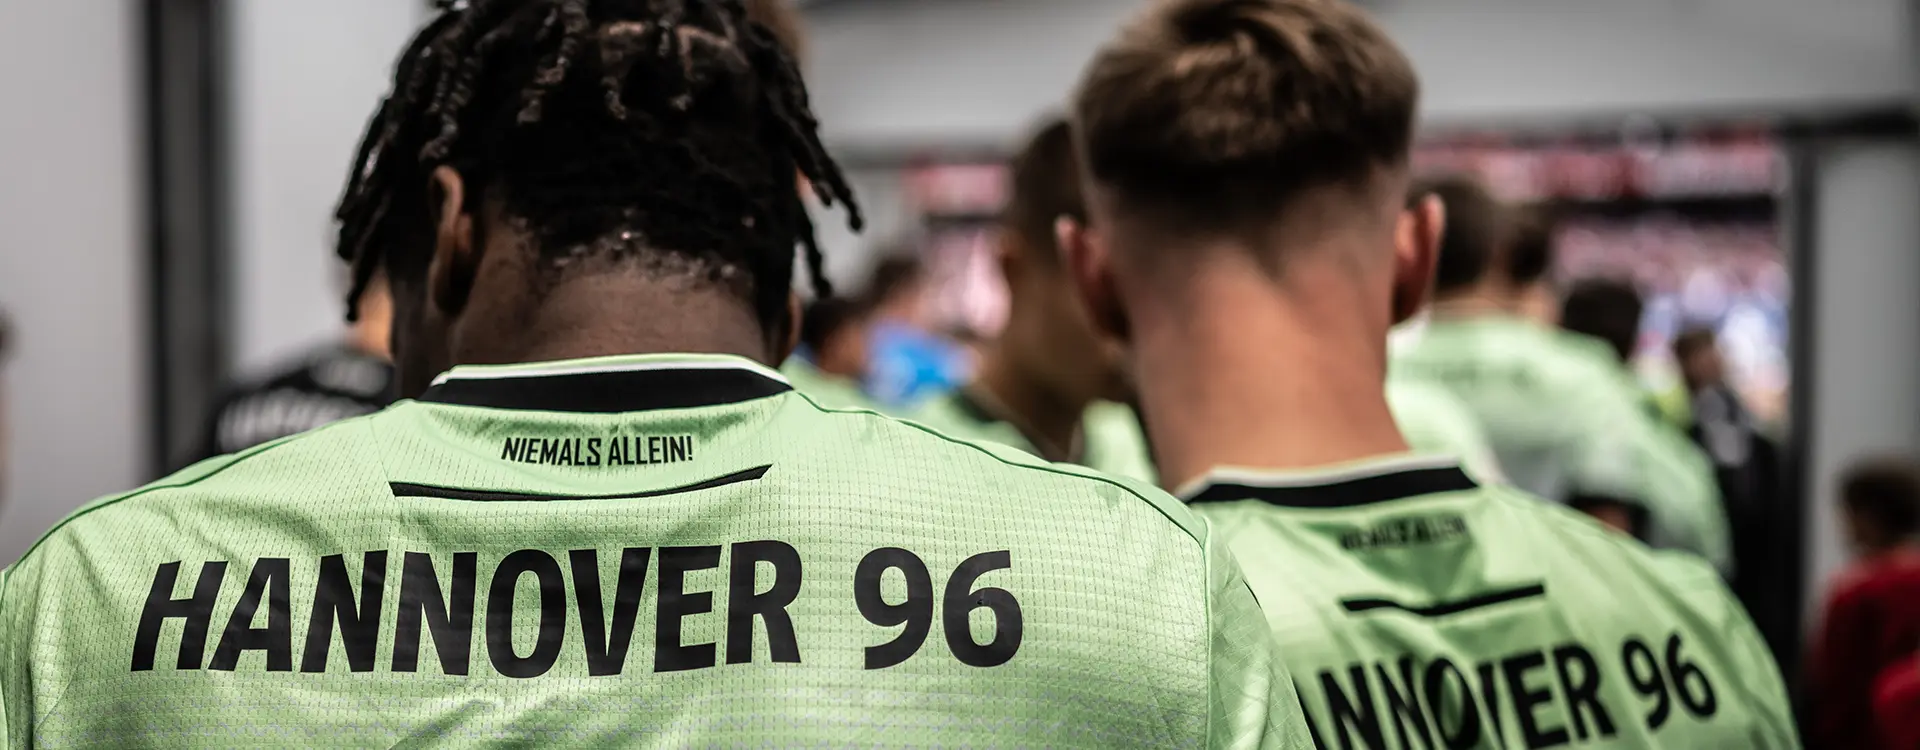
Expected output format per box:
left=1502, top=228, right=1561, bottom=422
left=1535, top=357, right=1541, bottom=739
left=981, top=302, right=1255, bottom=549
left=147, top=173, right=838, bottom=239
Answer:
left=130, top=545, right=1022, bottom=677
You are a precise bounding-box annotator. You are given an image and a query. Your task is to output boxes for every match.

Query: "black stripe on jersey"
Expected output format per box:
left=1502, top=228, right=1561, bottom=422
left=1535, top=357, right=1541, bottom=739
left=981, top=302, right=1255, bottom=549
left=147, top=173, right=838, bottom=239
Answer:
left=390, top=464, right=771, bottom=502
left=420, top=368, right=790, bottom=413
left=1341, top=583, right=1546, bottom=618
left=1186, top=465, right=1479, bottom=508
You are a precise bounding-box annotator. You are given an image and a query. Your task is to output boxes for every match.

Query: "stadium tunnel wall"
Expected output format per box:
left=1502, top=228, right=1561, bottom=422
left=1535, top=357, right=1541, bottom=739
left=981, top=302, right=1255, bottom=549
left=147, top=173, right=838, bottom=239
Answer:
left=0, top=2, right=148, bottom=564
left=227, top=0, right=427, bottom=377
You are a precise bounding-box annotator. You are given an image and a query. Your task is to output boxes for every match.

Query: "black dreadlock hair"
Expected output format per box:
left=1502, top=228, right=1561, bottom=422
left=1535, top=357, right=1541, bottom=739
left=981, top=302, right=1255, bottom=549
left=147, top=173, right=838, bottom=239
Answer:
left=333, top=0, right=860, bottom=326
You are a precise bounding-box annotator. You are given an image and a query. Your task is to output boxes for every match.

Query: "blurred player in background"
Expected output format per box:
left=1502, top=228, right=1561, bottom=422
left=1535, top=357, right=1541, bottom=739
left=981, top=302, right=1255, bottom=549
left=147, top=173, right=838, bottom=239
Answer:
left=1811, top=457, right=1920, bottom=750
left=1560, top=279, right=1730, bottom=574
left=1384, top=195, right=1504, bottom=483
left=862, top=254, right=974, bottom=407
left=908, top=118, right=1154, bottom=482
left=188, top=272, right=395, bottom=465
left=1673, top=325, right=1783, bottom=610
left=780, top=296, right=878, bottom=408
left=1396, top=178, right=1653, bottom=536
left=1065, top=0, right=1796, bottom=745
left=0, top=1, right=1302, bottom=745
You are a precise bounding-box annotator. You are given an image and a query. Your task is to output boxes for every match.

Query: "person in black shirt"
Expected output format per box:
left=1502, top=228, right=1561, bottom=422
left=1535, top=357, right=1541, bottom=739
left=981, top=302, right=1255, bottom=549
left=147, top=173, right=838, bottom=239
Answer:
left=189, top=275, right=395, bottom=464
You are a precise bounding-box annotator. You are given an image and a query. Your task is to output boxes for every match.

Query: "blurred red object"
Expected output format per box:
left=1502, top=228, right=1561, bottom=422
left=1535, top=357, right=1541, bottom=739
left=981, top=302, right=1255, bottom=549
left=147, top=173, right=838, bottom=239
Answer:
left=1810, top=549, right=1920, bottom=750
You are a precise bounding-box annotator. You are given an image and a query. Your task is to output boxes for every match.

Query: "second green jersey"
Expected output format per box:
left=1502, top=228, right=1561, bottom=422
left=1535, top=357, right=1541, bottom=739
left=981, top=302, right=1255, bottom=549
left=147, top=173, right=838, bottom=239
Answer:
left=0, top=354, right=1305, bottom=748
left=778, top=356, right=879, bottom=411
left=1184, top=455, right=1798, bottom=749
left=903, top=389, right=1158, bottom=484
left=1385, top=376, right=1504, bottom=484
left=1393, top=316, right=1728, bottom=571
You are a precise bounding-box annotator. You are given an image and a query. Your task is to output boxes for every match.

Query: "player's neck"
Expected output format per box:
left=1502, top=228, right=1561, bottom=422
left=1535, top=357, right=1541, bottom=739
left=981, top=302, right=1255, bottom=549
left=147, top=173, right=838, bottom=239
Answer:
left=457, top=274, right=773, bottom=368
left=1429, top=284, right=1530, bottom=319
left=1131, top=259, right=1409, bottom=490
left=973, top=347, right=1085, bottom=461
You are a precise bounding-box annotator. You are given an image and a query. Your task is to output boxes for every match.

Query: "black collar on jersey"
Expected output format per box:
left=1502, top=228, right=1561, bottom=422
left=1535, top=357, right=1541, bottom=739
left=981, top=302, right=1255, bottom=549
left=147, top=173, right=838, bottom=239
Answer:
left=1185, top=462, right=1479, bottom=508
left=420, top=362, right=792, bottom=413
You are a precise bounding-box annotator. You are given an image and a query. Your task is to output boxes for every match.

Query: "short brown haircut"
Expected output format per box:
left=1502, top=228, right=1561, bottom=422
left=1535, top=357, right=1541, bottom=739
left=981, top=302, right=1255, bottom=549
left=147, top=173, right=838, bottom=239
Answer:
left=1073, top=0, right=1418, bottom=228
left=1672, top=327, right=1719, bottom=361
left=1412, top=175, right=1508, bottom=294
left=1002, top=118, right=1084, bottom=264
left=744, top=0, right=808, bottom=64
left=1842, top=456, right=1920, bottom=539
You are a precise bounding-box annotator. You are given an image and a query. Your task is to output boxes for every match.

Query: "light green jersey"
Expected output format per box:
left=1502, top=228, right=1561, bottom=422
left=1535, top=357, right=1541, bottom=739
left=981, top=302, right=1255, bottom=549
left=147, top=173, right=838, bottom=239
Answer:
left=778, top=356, right=877, bottom=411
left=1393, top=316, right=1729, bottom=572
left=903, top=389, right=1158, bottom=484
left=0, top=354, right=1306, bottom=748
left=1554, top=334, right=1730, bottom=576
left=1385, top=376, right=1504, bottom=484
left=1184, top=456, right=1798, bottom=749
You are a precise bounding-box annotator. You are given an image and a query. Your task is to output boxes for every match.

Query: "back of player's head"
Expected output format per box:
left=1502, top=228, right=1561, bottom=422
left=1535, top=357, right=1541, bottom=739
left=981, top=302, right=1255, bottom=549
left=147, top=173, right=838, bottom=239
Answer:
left=1505, top=207, right=1556, bottom=287
left=799, top=296, right=867, bottom=354
left=1672, top=327, right=1719, bottom=362
left=334, top=0, right=860, bottom=329
left=1413, top=175, right=1508, bottom=295
left=1072, top=0, right=1418, bottom=232
left=1841, top=456, right=1920, bottom=540
left=1002, top=117, right=1083, bottom=266
left=1560, top=278, right=1643, bottom=363
left=863, top=253, right=925, bottom=308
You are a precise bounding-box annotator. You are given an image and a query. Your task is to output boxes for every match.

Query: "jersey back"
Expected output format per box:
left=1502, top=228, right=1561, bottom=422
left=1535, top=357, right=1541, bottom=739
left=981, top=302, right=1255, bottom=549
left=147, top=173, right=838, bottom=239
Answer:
left=1184, top=456, right=1798, bottom=750
left=1, top=355, right=1301, bottom=748
left=1393, top=317, right=1636, bottom=504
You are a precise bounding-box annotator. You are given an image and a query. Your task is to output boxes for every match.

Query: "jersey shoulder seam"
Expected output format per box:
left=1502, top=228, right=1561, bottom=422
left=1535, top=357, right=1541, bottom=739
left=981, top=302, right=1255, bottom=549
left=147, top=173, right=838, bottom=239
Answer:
left=786, top=392, right=1207, bottom=547
left=10, top=418, right=367, bottom=568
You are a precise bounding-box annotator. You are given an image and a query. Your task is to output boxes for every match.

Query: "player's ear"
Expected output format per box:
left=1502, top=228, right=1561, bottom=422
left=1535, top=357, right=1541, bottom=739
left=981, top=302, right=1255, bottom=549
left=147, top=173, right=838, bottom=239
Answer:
left=1391, top=194, right=1444, bottom=325
left=1058, top=215, right=1130, bottom=345
left=773, top=291, right=803, bottom=366
left=426, top=166, right=481, bottom=319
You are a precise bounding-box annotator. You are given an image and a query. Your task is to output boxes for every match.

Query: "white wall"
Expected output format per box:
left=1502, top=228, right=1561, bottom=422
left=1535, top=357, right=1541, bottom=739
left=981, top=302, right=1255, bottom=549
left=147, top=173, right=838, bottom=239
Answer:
left=228, top=0, right=424, bottom=375
left=1803, top=141, right=1920, bottom=620
left=806, top=0, right=1914, bottom=146
left=0, top=2, right=146, bottom=563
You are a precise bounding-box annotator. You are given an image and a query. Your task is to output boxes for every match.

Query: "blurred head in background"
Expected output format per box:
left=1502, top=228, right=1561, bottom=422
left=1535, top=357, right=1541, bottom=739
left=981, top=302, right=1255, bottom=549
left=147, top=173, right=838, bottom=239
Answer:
left=1674, top=326, right=1726, bottom=392
left=989, top=117, right=1130, bottom=409
left=1841, top=457, right=1920, bottom=557
left=1417, top=177, right=1556, bottom=321
left=798, top=296, right=870, bottom=380
left=1063, top=0, right=1429, bottom=480
left=863, top=253, right=930, bottom=328
left=332, top=0, right=859, bottom=397
left=1560, top=277, right=1645, bottom=365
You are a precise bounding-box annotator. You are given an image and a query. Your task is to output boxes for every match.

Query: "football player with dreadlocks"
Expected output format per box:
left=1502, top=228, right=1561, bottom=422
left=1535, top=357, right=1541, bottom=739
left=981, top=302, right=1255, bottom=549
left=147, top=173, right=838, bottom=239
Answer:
left=0, top=2, right=1304, bottom=746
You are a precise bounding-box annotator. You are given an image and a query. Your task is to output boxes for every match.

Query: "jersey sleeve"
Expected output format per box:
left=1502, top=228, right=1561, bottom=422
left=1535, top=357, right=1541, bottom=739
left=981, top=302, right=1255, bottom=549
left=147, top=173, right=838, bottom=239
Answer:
left=1204, top=529, right=1313, bottom=749
left=1673, top=562, right=1801, bottom=748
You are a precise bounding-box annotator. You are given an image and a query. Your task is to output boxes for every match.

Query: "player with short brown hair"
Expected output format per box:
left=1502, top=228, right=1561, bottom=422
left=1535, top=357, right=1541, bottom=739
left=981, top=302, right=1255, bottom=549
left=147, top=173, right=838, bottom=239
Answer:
left=1065, top=0, right=1795, bottom=744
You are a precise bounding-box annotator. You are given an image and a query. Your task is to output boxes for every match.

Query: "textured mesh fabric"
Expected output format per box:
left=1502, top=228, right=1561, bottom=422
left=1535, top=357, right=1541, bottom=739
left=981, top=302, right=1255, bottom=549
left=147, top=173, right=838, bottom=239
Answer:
left=0, top=354, right=1308, bottom=748
left=1185, top=455, right=1798, bottom=749
left=1393, top=316, right=1729, bottom=571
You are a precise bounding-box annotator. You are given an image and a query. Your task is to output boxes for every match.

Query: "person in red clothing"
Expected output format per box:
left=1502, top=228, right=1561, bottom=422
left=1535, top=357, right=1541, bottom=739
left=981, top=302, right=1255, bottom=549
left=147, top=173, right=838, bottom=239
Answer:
left=1875, top=657, right=1920, bottom=749
left=1812, top=456, right=1920, bottom=749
